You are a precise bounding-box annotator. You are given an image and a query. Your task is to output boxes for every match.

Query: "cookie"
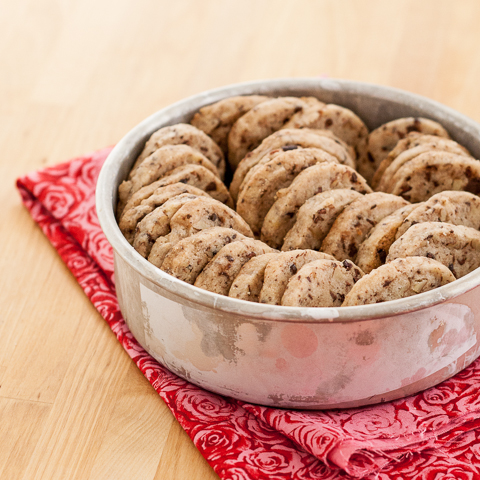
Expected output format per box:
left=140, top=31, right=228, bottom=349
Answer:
left=361, top=117, right=450, bottom=183
left=190, top=95, right=270, bottom=155
left=389, top=151, right=480, bottom=202
left=117, top=144, right=220, bottom=215
left=236, top=148, right=339, bottom=236
left=283, top=102, right=369, bottom=162
left=119, top=183, right=210, bottom=244
left=125, top=164, right=234, bottom=211
left=372, top=134, right=471, bottom=190
left=282, top=189, right=364, bottom=251
left=229, top=128, right=355, bottom=201
left=132, top=194, right=203, bottom=258
left=228, top=253, right=279, bottom=302
left=281, top=259, right=364, bottom=307
left=194, top=238, right=276, bottom=295
left=147, top=196, right=254, bottom=267
left=376, top=141, right=472, bottom=193
left=321, top=192, right=410, bottom=261
left=258, top=250, right=335, bottom=305
left=227, top=97, right=308, bottom=168
left=387, top=222, right=480, bottom=278
left=131, top=123, right=225, bottom=179
left=355, top=203, right=419, bottom=274
left=261, top=163, right=372, bottom=249
left=342, top=257, right=455, bottom=306
left=395, top=191, right=480, bottom=239
left=161, top=227, right=247, bottom=284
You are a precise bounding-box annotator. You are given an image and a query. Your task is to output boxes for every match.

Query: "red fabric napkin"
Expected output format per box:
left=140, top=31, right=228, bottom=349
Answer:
left=17, top=147, right=480, bottom=480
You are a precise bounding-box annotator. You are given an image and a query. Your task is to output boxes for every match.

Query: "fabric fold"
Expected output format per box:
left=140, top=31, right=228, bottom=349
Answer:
left=16, top=148, right=480, bottom=480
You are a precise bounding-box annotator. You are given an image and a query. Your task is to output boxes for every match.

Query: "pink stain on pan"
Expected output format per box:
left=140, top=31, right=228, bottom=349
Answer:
left=281, top=324, right=318, bottom=358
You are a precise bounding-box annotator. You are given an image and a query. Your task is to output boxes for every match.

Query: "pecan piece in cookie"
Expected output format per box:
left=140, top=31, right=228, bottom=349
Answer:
left=281, top=259, right=364, bottom=307
left=387, top=222, right=480, bottom=278
left=342, top=257, right=455, bottom=306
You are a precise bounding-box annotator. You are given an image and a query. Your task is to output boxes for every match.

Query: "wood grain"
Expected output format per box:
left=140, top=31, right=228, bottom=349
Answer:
left=2, top=1, right=480, bottom=478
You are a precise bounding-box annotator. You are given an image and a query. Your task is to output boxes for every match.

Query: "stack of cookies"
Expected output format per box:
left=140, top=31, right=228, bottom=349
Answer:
left=116, top=94, right=480, bottom=307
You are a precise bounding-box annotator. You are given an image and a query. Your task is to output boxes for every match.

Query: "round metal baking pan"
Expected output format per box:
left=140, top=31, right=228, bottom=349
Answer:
left=96, top=78, right=480, bottom=408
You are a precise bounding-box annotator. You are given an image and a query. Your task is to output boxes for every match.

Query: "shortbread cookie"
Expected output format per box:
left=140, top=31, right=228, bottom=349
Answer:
left=372, top=134, right=471, bottom=190
left=161, top=227, right=247, bottom=284
left=342, top=257, right=455, bottom=306
left=120, top=163, right=233, bottom=219
left=281, top=259, right=364, bottom=307
left=125, top=164, right=234, bottom=212
left=119, top=184, right=210, bottom=244
left=190, top=95, right=270, bottom=155
left=259, top=250, right=335, bottom=305
left=376, top=142, right=472, bottom=193
left=387, top=222, right=480, bottom=278
left=396, top=191, right=480, bottom=240
left=133, top=194, right=203, bottom=258
left=321, top=192, right=410, bottom=261
left=194, top=239, right=276, bottom=295
left=227, top=97, right=308, bottom=167
left=355, top=203, right=419, bottom=274
left=236, top=148, right=339, bottom=236
left=228, top=253, right=279, bottom=302
left=147, top=196, right=254, bottom=267
left=118, top=144, right=220, bottom=214
left=361, top=117, right=450, bottom=183
left=230, top=128, right=355, bottom=201
left=283, top=102, right=369, bottom=161
left=389, top=151, right=480, bottom=202
left=282, top=189, right=363, bottom=251
left=132, top=123, right=225, bottom=179
left=261, top=163, right=372, bottom=248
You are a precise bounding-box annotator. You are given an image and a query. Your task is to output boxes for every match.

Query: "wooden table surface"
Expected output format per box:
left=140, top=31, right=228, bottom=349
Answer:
left=3, top=1, right=480, bottom=478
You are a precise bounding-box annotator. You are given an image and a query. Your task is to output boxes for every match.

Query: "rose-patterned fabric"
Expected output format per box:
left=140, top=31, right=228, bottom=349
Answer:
left=16, top=147, right=480, bottom=480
